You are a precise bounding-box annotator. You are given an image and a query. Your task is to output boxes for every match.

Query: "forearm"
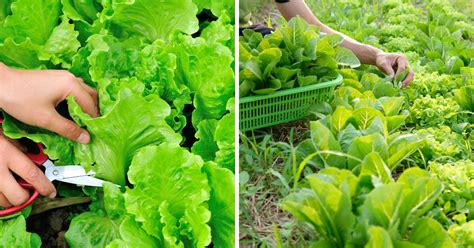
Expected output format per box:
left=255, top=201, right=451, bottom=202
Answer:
left=0, top=62, right=10, bottom=109
left=276, top=0, right=383, bottom=65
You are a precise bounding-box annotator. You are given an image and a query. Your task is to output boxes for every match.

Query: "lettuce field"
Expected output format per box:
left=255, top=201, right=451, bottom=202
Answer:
left=0, top=0, right=235, bottom=247
left=239, top=0, right=473, bottom=247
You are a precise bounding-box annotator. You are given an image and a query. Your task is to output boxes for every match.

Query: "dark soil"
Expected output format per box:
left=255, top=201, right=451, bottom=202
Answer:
left=27, top=203, right=89, bottom=248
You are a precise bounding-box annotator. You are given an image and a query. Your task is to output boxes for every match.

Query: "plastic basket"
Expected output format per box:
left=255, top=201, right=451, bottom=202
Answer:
left=239, top=74, right=342, bottom=131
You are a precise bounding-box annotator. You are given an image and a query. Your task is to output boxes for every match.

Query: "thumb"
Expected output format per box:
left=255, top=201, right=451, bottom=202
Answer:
left=38, top=111, right=90, bottom=144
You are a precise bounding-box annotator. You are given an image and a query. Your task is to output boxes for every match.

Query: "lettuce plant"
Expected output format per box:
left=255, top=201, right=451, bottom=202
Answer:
left=282, top=167, right=455, bottom=247
left=0, top=0, right=234, bottom=247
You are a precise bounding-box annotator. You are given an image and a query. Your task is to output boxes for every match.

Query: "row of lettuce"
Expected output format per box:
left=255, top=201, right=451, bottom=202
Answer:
left=0, top=0, right=235, bottom=247
left=266, top=0, right=472, bottom=246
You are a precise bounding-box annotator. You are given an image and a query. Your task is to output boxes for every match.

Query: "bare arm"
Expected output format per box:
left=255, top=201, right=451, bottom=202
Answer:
left=275, top=0, right=414, bottom=86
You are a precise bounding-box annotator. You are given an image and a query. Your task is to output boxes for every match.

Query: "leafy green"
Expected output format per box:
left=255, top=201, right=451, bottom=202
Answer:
left=0, top=215, right=41, bottom=248
left=282, top=167, right=451, bottom=247
left=429, top=160, right=474, bottom=228
left=203, top=162, right=235, bottom=247
left=0, top=0, right=61, bottom=44
left=454, top=85, right=474, bottom=112
left=125, top=144, right=211, bottom=246
left=70, top=89, right=182, bottom=186
left=171, top=34, right=234, bottom=125
left=409, top=96, right=465, bottom=127
left=0, top=1, right=235, bottom=247
left=448, top=221, right=474, bottom=247
left=102, top=0, right=199, bottom=41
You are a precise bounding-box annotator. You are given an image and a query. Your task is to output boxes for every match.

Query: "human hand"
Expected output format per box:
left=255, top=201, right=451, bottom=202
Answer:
left=375, top=52, right=415, bottom=88
left=0, top=130, right=56, bottom=207
left=0, top=63, right=98, bottom=144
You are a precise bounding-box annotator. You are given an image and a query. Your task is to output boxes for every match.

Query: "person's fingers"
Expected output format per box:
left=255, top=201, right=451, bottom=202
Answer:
left=401, top=70, right=415, bottom=88
left=69, top=82, right=99, bottom=118
left=76, top=78, right=96, bottom=97
left=37, top=110, right=90, bottom=144
left=0, top=167, right=29, bottom=206
left=0, top=193, right=12, bottom=208
left=7, top=147, right=56, bottom=198
left=77, top=78, right=99, bottom=110
left=0, top=128, right=26, bottom=152
left=6, top=138, right=26, bottom=152
left=394, top=56, right=408, bottom=78
left=379, top=60, right=395, bottom=77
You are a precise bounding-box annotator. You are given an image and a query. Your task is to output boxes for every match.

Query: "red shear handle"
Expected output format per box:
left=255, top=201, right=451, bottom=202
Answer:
left=0, top=118, right=47, bottom=217
left=25, top=143, right=49, bottom=166
left=0, top=183, right=40, bottom=217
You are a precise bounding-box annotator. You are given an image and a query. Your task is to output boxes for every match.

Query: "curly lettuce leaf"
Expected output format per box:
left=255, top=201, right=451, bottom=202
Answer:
left=200, top=14, right=234, bottom=50
left=192, top=119, right=219, bottom=161
left=66, top=182, right=130, bottom=248
left=86, top=34, right=144, bottom=83
left=102, top=0, right=199, bottom=41
left=171, top=35, right=234, bottom=125
left=192, top=98, right=235, bottom=171
left=69, top=89, right=182, bottom=186
left=0, top=0, right=12, bottom=23
left=2, top=113, right=76, bottom=164
left=124, top=143, right=211, bottom=246
left=203, top=162, right=235, bottom=248
left=39, top=18, right=81, bottom=67
left=87, top=34, right=191, bottom=116
left=61, top=0, right=104, bottom=43
left=61, top=0, right=102, bottom=24
left=67, top=183, right=160, bottom=248
left=0, top=0, right=61, bottom=44
left=106, top=217, right=159, bottom=248
left=214, top=98, right=235, bottom=171
left=193, top=0, right=235, bottom=20
left=0, top=38, right=44, bottom=69
left=0, top=216, right=41, bottom=248
left=65, top=212, right=121, bottom=248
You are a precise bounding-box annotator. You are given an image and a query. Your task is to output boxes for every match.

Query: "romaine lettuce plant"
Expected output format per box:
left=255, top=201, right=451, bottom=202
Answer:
left=0, top=0, right=235, bottom=247
left=282, top=167, right=455, bottom=247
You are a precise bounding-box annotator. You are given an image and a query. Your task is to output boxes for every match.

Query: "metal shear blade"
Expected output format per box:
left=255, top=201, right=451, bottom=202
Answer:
left=57, top=175, right=107, bottom=187
left=45, top=164, right=111, bottom=187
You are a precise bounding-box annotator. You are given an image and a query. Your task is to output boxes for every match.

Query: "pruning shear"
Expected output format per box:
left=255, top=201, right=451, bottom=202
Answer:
left=0, top=119, right=113, bottom=218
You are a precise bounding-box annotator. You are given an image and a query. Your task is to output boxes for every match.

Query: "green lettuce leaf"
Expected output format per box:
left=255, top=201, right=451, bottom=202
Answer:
left=0, top=0, right=61, bottom=44
left=203, top=162, right=235, bottom=247
left=124, top=144, right=211, bottom=245
left=409, top=217, right=455, bottom=247
left=60, top=0, right=103, bottom=43
left=2, top=113, right=76, bottom=164
left=170, top=34, right=234, bottom=125
left=87, top=33, right=190, bottom=116
left=61, top=0, right=102, bottom=25
left=192, top=119, right=219, bottom=161
left=102, top=0, right=199, bottom=41
left=65, top=211, right=121, bottom=247
left=0, top=216, right=41, bottom=248
left=193, top=0, right=234, bottom=20
left=67, top=182, right=160, bottom=248
left=0, top=38, right=44, bottom=69
left=215, top=98, right=235, bottom=171
left=365, top=226, right=393, bottom=248
left=39, top=18, right=81, bottom=67
left=69, top=89, right=182, bottom=186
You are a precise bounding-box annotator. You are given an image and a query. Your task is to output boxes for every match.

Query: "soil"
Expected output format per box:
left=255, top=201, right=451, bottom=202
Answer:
left=26, top=202, right=89, bottom=248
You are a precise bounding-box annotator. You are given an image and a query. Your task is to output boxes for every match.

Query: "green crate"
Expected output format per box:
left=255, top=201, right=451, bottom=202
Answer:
left=239, top=74, right=342, bottom=131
